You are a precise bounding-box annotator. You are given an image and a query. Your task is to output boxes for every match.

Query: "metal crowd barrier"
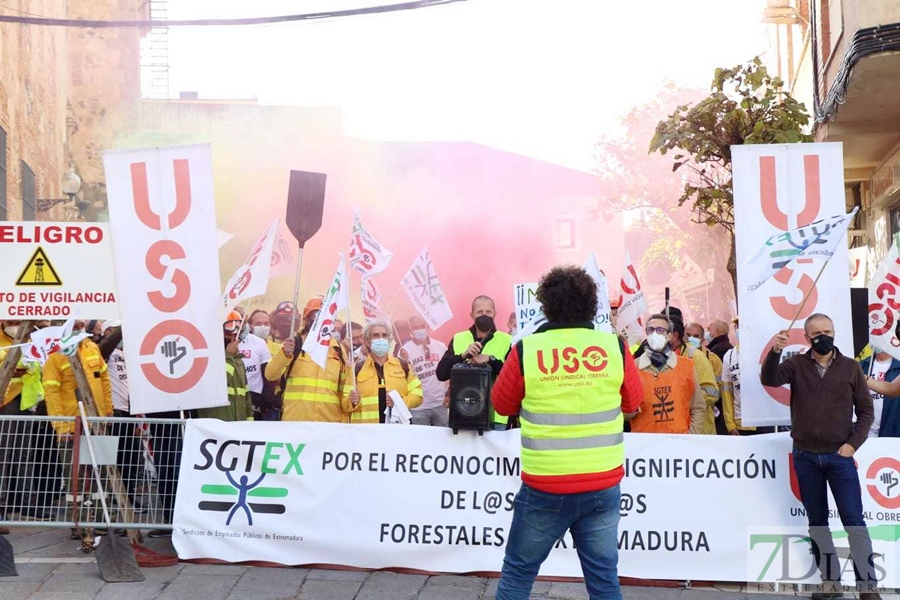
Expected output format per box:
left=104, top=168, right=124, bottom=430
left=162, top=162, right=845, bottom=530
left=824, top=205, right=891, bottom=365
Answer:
left=0, top=415, right=184, bottom=530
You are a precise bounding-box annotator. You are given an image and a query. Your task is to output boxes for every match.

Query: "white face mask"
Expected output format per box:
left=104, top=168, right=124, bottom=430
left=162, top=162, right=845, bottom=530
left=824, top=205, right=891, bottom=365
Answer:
left=647, top=332, right=669, bottom=352
left=4, top=326, right=19, bottom=338
left=252, top=326, right=270, bottom=340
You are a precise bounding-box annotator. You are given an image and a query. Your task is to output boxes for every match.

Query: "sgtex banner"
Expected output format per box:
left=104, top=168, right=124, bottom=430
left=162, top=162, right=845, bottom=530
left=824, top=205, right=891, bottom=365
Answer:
left=733, top=142, right=853, bottom=427
left=173, top=422, right=900, bottom=584
left=103, top=144, right=227, bottom=415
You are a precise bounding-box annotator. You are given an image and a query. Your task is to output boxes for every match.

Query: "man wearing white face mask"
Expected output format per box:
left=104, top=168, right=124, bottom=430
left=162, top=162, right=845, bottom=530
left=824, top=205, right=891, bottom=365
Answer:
left=402, top=315, right=450, bottom=426
left=240, top=310, right=273, bottom=420
left=628, top=314, right=706, bottom=434
left=685, top=322, right=724, bottom=434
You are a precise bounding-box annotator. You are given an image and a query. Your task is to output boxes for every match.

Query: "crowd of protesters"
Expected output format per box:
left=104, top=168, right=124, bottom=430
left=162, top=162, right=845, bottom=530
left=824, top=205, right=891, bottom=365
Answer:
left=0, top=286, right=897, bottom=544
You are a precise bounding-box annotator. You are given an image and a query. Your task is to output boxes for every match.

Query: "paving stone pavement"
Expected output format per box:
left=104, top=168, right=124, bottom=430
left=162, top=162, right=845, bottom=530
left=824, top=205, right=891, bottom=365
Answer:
left=2, top=528, right=898, bottom=600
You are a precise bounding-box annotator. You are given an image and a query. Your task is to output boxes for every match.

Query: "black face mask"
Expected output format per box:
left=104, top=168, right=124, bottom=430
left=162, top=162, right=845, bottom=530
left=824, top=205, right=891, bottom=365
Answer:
left=474, top=315, right=495, bottom=332
left=810, top=334, right=835, bottom=355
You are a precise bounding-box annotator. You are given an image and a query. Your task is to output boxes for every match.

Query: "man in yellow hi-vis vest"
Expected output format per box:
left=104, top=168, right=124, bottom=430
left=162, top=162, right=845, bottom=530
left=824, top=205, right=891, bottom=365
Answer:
left=436, top=295, right=511, bottom=430
left=492, top=266, right=643, bottom=599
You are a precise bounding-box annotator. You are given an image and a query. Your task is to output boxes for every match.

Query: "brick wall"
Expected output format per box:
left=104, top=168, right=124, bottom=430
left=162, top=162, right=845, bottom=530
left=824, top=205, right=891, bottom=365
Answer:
left=0, top=0, right=143, bottom=222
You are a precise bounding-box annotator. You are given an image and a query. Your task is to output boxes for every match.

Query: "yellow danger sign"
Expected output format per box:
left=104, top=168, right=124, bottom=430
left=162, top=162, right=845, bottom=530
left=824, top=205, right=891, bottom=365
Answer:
left=17, top=247, right=62, bottom=286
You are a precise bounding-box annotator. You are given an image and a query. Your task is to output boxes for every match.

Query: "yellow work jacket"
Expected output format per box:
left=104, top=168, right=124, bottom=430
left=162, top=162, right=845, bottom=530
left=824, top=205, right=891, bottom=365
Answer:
left=43, top=340, right=113, bottom=435
left=676, top=344, right=719, bottom=435
left=265, top=338, right=353, bottom=423
left=0, top=330, right=24, bottom=407
left=351, top=354, right=423, bottom=423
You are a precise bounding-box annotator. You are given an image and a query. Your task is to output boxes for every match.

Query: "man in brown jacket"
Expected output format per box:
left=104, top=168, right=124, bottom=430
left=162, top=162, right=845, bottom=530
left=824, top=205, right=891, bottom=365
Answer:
left=762, top=313, right=878, bottom=600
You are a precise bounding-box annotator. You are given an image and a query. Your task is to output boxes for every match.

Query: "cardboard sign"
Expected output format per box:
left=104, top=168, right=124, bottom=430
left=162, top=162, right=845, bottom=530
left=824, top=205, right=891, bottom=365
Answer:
left=0, top=222, right=118, bottom=319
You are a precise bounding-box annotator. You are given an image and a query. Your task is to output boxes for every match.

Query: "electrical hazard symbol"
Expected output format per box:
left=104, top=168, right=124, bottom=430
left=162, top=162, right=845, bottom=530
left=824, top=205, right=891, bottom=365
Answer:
left=16, top=247, right=62, bottom=286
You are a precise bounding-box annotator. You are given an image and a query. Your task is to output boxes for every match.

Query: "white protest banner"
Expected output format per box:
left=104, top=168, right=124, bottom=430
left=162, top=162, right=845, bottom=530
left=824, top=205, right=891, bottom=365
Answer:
left=222, top=219, right=280, bottom=316
left=868, top=241, right=900, bottom=360
left=349, top=209, right=393, bottom=277
left=270, top=231, right=295, bottom=278
left=103, top=144, right=227, bottom=414
left=734, top=142, right=852, bottom=426
left=849, top=246, right=867, bottom=287
left=0, top=222, right=118, bottom=319
left=173, top=422, right=900, bottom=586
left=401, top=247, right=453, bottom=330
left=584, top=253, right=613, bottom=333
left=27, top=317, right=76, bottom=365
left=302, top=255, right=349, bottom=369
left=617, top=250, right=647, bottom=345
left=513, top=283, right=540, bottom=332
left=362, top=277, right=388, bottom=321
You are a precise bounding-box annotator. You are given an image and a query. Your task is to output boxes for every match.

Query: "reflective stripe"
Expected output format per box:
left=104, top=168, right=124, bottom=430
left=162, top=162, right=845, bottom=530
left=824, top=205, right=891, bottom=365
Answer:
left=520, top=406, right=621, bottom=426
left=287, top=377, right=339, bottom=393
left=225, top=363, right=235, bottom=375
left=283, top=391, right=341, bottom=404
left=60, top=363, right=71, bottom=371
left=100, top=364, right=108, bottom=374
left=85, top=354, right=100, bottom=360
left=701, top=385, right=720, bottom=399
left=407, top=379, right=423, bottom=392
left=44, top=380, right=61, bottom=387
left=357, top=410, right=381, bottom=421
left=9, top=377, right=22, bottom=384
left=521, top=433, right=624, bottom=451
left=227, top=387, right=248, bottom=396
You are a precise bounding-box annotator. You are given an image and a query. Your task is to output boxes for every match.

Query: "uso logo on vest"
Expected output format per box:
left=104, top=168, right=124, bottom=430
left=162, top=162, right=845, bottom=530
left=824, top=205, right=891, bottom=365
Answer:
left=536, top=346, right=609, bottom=378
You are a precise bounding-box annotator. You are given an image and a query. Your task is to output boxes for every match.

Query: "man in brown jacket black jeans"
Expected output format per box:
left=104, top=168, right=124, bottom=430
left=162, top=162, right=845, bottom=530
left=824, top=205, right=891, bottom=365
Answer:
left=762, top=313, right=878, bottom=600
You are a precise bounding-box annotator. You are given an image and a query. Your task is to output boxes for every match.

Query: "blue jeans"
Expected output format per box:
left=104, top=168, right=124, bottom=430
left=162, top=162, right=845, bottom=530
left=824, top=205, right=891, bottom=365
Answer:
left=497, top=483, right=622, bottom=600
left=792, top=448, right=877, bottom=588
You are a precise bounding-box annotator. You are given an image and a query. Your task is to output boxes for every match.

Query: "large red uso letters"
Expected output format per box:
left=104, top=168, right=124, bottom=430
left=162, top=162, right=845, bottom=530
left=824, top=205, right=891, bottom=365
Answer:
left=131, top=160, right=210, bottom=394
left=758, top=155, right=822, bottom=407
left=537, top=346, right=609, bottom=375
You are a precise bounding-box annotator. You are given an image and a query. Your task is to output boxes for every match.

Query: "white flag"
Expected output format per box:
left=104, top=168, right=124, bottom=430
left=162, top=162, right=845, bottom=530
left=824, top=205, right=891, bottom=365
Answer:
left=28, top=317, right=82, bottom=365
left=349, top=209, right=393, bottom=276
left=270, top=231, right=296, bottom=278
left=744, top=207, right=859, bottom=293
left=302, top=255, right=350, bottom=370
left=868, top=241, right=900, bottom=361
left=362, top=277, right=389, bottom=321
left=400, top=247, right=453, bottom=330
left=583, top=254, right=613, bottom=334
left=222, top=219, right=280, bottom=316
left=617, top=250, right=648, bottom=345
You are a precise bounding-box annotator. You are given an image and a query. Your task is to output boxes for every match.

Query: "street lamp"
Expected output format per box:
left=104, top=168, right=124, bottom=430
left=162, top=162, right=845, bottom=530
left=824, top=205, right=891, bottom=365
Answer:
left=37, top=167, right=83, bottom=212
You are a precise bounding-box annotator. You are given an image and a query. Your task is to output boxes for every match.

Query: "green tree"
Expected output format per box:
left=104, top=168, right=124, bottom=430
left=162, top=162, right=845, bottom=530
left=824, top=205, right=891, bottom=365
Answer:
left=649, top=57, right=814, bottom=297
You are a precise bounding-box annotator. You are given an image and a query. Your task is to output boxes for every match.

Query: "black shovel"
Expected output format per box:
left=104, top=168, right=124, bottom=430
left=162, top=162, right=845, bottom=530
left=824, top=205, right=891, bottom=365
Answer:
left=285, top=170, right=327, bottom=337
left=76, top=399, right=144, bottom=583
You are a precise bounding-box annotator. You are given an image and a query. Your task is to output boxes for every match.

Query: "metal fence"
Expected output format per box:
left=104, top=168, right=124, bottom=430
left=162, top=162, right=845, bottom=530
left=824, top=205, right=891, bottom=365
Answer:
left=0, top=415, right=184, bottom=530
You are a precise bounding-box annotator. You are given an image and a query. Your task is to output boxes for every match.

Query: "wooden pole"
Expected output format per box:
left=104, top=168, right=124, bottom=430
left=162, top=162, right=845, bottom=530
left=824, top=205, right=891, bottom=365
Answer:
left=68, top=354, right=142, bottom=544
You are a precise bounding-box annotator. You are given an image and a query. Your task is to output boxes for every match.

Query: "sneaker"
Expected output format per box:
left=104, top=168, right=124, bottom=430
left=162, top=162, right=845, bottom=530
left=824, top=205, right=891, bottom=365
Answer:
left=859, top=593, right=882, bottom=600
left=148, top=529, right=171, bottom=538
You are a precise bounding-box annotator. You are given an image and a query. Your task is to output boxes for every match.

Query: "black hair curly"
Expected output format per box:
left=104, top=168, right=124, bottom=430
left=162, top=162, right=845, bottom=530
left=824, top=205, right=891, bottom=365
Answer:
left=536, top=266, right=597, bottom=324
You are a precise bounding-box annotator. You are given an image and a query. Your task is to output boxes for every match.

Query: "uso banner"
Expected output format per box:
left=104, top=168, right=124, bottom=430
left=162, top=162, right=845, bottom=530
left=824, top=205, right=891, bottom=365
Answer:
left=172, top=422, right=900, bottom=584
left=733, top=143, right=853, bottom=426
left=103, top=144, right=227, bottom=415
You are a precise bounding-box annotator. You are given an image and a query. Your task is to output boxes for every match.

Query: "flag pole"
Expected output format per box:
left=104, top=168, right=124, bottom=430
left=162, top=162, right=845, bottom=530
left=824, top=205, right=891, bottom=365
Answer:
left=785, top=260, right=830, bottom=331
left=287, top=245, right=306, bottom=353
left=342, top=252, right=358, bottom=391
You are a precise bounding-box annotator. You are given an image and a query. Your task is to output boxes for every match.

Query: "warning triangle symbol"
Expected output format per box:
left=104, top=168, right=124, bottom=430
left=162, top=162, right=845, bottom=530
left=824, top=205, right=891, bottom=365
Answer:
left=17, top=247, right=62, bottom=286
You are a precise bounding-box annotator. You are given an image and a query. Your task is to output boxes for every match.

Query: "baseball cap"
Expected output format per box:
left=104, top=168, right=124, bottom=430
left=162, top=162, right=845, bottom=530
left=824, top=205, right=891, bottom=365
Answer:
left=223, top=310, right=242, bottom=333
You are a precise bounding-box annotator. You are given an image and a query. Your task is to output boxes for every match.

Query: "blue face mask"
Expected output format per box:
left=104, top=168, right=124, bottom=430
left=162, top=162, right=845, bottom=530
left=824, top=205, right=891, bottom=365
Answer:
left=370, top=338, right=391, bottom=357
left=704, top=331, right=713, bottom=344
left=687, top=336, right=702, bottom=348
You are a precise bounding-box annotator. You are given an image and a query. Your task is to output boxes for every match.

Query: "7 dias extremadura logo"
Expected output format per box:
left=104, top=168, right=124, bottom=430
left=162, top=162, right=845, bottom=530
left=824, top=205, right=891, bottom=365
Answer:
left=193, top=438, right=305, bottom=526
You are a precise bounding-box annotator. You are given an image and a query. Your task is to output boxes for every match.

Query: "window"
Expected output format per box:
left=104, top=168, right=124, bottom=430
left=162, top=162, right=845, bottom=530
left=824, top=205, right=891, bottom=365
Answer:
left=21, top=161, right=35, bottom=221
left=555, top=217, right=578, bottom=250
left=0, top=127, right=6, bottom=220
